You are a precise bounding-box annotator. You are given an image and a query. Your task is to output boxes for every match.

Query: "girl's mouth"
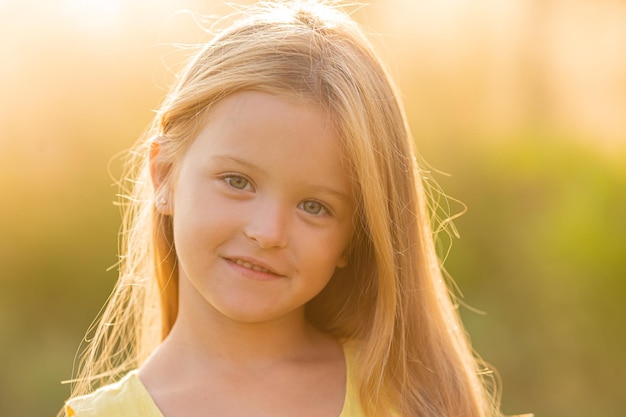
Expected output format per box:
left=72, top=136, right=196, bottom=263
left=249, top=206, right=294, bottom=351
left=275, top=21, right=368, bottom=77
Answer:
left=232, top=258, right=273, bottom=274
left=225, top=256, right=285, bottom=278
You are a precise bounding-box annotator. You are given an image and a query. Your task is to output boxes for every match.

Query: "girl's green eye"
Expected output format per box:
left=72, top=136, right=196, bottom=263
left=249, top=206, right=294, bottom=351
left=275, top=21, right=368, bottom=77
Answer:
left=224, top=175, right=249, bottom=190
left=301, top=200, right=325, bottom=215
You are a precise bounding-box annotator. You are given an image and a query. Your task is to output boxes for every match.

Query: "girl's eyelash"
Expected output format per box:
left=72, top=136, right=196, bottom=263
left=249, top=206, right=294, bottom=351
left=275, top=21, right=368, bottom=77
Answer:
left=220, top=173, right=253, bottom=191
left=299, top=200, right=331, bottom=217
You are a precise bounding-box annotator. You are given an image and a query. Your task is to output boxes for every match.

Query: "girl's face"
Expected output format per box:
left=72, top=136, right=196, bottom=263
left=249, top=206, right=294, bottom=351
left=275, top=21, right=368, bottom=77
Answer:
left=167, top=91, right=355, bottom=327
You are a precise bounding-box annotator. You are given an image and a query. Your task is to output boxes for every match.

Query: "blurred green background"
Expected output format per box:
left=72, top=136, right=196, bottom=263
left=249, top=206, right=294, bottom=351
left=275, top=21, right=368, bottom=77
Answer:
left=1, top=1, right=624, bottom=416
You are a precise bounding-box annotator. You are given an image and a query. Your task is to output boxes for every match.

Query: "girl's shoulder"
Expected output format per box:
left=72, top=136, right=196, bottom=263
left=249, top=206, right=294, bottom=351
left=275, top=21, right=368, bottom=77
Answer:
left=65, top=371, right=163, bottom=417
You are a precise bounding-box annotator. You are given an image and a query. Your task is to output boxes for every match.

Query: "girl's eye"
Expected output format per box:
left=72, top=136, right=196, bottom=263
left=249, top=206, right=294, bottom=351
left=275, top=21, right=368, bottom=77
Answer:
left=224, top=175, right=250, bottom=190
left=300, top=200, right=327, bottom=216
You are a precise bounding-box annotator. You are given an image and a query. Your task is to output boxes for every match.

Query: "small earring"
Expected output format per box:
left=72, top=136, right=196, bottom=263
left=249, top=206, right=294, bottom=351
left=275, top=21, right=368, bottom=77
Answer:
left=156, top=197, right=167, bottom=207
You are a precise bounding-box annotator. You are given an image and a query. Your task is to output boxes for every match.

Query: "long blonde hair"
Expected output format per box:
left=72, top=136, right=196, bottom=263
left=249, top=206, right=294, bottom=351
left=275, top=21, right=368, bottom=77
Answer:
left=67, top=1, right=501, bottom=416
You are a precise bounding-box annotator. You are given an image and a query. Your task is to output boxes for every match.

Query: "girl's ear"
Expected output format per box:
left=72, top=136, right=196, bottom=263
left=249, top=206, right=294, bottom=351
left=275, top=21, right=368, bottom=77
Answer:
left=336, top=252, right=348, bottom=268
left=150, top=139, right=173, bottom=215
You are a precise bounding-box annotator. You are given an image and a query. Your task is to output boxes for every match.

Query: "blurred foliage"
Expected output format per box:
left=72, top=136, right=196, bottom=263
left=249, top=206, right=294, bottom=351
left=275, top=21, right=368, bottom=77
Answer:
left=1, top=1, right=625, bottom=417
left=428, top=136, right=626, bottom=417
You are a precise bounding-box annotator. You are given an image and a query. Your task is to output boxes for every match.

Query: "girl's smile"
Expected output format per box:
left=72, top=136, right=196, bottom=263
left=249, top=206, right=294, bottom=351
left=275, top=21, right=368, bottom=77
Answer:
left=224, top=256, right=286, bottom=280
left=228, top=257, right=281, bottom=275
left=167, top=90, right=355, bottom=326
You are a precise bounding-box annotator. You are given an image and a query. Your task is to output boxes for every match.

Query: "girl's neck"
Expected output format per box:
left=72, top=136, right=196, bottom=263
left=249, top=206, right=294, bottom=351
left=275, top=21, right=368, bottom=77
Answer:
left=163, top=308, right=327, bottom=367
left=150, top=279, right=337, bottom=369
left=138, top=294, right=346, bottom=417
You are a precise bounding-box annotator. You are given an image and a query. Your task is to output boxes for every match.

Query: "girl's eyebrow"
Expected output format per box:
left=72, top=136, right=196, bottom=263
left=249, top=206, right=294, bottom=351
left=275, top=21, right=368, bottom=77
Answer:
left=308, top=184, right=353, bottom=205
left=210, top=154, right=266, bottom=175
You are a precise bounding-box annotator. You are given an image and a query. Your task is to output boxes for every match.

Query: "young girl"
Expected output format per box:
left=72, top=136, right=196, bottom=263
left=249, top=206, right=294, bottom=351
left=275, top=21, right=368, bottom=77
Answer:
left=63, top=1, right=517, bottom=416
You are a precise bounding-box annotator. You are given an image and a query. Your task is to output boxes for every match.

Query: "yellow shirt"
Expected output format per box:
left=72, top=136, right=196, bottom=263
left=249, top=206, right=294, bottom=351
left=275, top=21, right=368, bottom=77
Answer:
left=66, top=343, right=364, bottom=417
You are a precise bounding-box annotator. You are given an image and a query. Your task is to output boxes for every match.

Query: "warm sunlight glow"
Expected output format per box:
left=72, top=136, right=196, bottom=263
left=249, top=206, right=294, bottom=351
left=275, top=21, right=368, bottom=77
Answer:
left=61, top=0, right=123, bottom=32
left=2, top=2, right=625, bottom=417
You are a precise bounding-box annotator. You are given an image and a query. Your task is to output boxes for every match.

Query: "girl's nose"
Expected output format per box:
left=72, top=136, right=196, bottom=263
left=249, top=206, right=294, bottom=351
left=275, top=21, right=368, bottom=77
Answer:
left=243, top=199, right=290, bottom=249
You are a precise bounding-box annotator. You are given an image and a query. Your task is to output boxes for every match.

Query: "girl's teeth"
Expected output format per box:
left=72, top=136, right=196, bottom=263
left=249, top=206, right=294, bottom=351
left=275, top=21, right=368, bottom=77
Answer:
left=235, top=259, right=270, bottom=273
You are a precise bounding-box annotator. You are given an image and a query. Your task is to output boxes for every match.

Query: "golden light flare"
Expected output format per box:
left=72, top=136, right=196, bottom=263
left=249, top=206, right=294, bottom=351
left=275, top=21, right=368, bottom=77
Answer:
left=0, top=0, right=625, bottom=150
left=60, top=0, right=124, bottom=32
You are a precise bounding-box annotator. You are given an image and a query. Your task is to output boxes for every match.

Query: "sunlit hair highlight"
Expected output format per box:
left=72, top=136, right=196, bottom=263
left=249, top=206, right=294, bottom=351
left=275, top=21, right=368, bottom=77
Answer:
left=65, top=1, right=502, bottom=417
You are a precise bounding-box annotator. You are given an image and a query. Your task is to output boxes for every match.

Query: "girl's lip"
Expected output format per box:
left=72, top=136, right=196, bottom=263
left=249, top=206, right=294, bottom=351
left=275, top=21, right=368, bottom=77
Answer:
left=224, top=256, right=285, bottom=277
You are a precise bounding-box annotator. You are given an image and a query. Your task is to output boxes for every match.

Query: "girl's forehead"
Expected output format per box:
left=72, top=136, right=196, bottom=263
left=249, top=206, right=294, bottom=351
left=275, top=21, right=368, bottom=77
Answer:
left=189, top=92, right=346, bottom=170
left=200, top=92, right=335, bottom=143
